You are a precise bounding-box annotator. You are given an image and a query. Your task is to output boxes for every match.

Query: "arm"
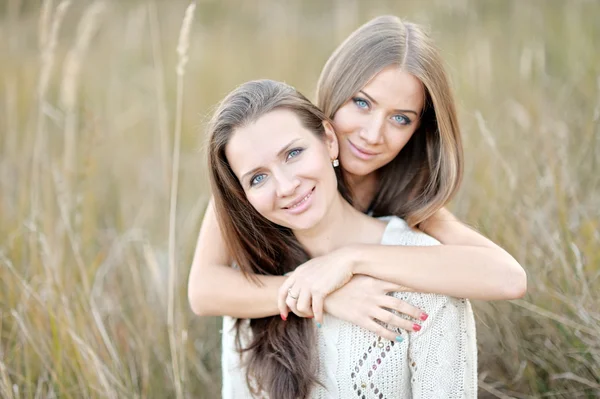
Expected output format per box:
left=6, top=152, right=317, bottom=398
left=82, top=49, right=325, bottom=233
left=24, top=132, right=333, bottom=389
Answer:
left=352, top=208, right=527, bottom=300
left=277, top=209, right=526, bottom=323
left=187, top=198, right=286, bottom=318
left=190, top=200, right=426, bottom=335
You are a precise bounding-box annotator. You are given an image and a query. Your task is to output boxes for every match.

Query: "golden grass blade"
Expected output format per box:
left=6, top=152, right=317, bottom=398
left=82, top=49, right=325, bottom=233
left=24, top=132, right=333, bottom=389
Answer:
left=168, top=3, right=196, bottom=398
left=32, top=0, right=71, bottom=220
left=148, top=1, right=171, bottom=189
left=60, top=1, right=106, bottom=177
left=512, top=300, right=599, bottom=338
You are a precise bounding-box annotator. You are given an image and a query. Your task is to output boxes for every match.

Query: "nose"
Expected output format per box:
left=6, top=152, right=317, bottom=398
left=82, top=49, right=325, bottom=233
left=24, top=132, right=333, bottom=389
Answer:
left=358, top=115, right=384, bottom=145
left=274, top=168, right=300, bottom=198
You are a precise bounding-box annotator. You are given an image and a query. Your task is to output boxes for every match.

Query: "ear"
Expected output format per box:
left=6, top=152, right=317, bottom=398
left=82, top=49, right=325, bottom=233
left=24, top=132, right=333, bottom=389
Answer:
left=322, top=120, right=339, bottom=161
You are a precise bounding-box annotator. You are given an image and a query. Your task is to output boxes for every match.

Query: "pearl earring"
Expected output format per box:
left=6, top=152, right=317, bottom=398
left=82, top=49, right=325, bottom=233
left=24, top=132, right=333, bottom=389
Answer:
left=332, top=159, right=339, bottom=167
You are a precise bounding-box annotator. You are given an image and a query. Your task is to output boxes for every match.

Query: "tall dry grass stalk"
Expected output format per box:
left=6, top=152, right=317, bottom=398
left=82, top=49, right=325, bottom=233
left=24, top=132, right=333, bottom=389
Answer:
left=148, top=1, right=171, bottom=189
left=0, top=0, right=598, bottom=398
left=60, top=1, right=106, bottom=178
left=168, top=3, right=196, bottom=398
left=55, top=2, right=106, bottom=297
left=32, top=0, right=71, bottom=217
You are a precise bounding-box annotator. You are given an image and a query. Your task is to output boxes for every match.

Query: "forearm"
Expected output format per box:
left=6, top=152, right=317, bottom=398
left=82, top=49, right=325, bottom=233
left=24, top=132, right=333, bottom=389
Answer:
left=189, top=198, right=287, bottom=318
left=188, top=263, right=285, bottom=318
left=350, top=244, right=526, bottom=300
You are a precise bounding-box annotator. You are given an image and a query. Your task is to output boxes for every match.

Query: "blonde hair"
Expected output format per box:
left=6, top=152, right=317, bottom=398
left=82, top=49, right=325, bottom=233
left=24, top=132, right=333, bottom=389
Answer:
left=316, top=15, right=463, bottom=227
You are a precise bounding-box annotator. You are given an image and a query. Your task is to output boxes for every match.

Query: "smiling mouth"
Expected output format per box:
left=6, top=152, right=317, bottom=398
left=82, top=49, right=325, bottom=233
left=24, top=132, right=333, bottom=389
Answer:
left=283, top=187, right=315, bottom=209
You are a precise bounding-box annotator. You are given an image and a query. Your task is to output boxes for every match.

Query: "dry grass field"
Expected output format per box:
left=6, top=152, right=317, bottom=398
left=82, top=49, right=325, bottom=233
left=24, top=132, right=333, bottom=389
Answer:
left=0, top=0, right=599, bottom=397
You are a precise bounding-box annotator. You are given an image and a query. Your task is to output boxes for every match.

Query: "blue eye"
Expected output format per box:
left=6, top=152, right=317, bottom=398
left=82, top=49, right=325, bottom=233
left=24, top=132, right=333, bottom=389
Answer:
left=250, top=174, right=266, bottom=186
left=287, top=148, right=303, bottom=160
left=393, top=114, right=410, bottom=125
left=353, top=97, right=369, bottom=109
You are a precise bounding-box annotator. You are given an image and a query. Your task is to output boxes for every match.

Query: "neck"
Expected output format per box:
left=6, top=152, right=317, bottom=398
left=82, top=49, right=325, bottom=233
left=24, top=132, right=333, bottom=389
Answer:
left=345, top=172, right=378, bottom=213
left=292, top=192, right=382, bottom=258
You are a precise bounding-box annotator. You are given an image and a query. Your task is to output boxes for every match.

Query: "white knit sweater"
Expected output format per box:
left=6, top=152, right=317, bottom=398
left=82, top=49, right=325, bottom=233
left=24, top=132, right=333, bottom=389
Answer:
left=221, top=216, right=478, bottom=398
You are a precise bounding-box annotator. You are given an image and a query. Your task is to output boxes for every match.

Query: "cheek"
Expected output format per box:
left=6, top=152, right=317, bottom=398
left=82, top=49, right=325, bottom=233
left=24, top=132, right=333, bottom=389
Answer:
left=301, top=151, right=337, bottom=184
left=245, top=190, right=273, bottom=219
left=332, top=106, right=358, bottom=137
left=384, top=128, right=417, bottom=158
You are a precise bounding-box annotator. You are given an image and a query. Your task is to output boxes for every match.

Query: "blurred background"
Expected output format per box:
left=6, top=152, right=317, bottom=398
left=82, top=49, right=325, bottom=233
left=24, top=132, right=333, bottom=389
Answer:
left=1, top=0, right=599, bottom=397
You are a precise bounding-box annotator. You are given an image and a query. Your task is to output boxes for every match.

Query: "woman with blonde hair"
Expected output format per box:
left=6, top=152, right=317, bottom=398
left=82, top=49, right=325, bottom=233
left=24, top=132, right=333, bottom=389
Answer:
left=210, top=79, right=477, bottom=398
left=188, top=15, right=525, bottom=337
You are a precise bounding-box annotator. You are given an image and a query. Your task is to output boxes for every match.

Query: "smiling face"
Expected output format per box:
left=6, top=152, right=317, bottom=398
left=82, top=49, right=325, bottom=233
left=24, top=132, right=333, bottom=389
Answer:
left=225, top=108, right=339, bottom=231
left=333, top=66, right=425, bottom=180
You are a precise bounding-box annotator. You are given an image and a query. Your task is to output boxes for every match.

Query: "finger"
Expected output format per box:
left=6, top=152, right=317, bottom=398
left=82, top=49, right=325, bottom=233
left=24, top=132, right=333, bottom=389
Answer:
left=372, top=307, right=418, bottom=332
left=278, top=287, right=288, bottom=319
left=311, top=293, right=325, bottom=325
left=286, top=295, right=312, bottom=318
left=378, top=295, right=426, bottom=321
left=278, top=279, right=295, bottom=320
left=296, top=289, right=312, bottom=316
left=362, top=318, right=404, bottom=342
left=382, top=281, right=411, bottom=293
left=285, top=295, right=299, bottom=315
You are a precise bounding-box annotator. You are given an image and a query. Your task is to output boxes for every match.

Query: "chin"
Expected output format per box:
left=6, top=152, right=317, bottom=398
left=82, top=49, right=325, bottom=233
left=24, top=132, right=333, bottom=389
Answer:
left=282, top=210, right=325, bottom=232
left=287, top=217, right=319, bottom=231
left=343, top=159, right=376, bottom=178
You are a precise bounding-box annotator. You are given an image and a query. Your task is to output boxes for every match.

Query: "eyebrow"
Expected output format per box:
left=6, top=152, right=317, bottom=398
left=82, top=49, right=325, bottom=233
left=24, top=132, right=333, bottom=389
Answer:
left=359, top=90, right=419, bottom=116
left=240, top=138, right=302, bottom=182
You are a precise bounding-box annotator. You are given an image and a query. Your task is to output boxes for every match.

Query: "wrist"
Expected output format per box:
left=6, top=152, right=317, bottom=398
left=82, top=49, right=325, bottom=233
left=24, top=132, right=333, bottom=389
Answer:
left=342, top=245, right=363, bottom=275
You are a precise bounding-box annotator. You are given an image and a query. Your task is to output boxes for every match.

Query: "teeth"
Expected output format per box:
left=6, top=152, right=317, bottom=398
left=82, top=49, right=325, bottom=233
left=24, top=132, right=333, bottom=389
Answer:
left=290, top=192, right=311, bottom=208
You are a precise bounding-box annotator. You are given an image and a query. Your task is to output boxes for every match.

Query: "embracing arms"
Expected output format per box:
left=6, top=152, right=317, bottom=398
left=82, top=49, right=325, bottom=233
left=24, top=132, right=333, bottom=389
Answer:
left=187, top=199, right=422, bottom=338
left=278, top=208, right=527, bottom=323
left=413, top=207, right=526, bottom=299
left=189, top=201, right=525, bottom=331
left=350, top=207, right=527, bottom=300
left=187, top=199, right=284, bottom=318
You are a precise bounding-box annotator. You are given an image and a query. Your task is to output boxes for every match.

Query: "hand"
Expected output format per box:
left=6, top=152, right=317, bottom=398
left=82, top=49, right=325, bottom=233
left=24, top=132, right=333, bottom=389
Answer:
left=325, top=275, right=427, bottom=341
left=278, top=247, right=355, bottom=324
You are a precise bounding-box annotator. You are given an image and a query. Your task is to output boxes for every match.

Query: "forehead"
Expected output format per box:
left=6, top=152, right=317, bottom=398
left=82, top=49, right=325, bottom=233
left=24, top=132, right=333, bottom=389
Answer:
left=362, top=66, right=425, bottom=112
left=225, top=108, right=316, bottom=176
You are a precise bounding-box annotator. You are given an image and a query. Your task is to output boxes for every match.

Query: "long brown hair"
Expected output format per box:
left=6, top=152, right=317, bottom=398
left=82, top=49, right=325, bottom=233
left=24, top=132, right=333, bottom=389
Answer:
left=316, top=15, right=463, bottom=227
left=207, top=79, right=350, bottom=398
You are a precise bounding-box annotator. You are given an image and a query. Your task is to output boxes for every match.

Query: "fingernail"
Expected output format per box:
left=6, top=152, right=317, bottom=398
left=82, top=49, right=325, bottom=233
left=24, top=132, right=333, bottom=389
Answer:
left=281, top=314, right=287, bottom=321
left=307, top=315, right=314, bottom=319
left=395, top=336, right=404, bottom=342
left=316, top=322, right=322, bottom=328
left=413, top=324, right=421, bottom=332
left=420, top=313, right=429, bottom=321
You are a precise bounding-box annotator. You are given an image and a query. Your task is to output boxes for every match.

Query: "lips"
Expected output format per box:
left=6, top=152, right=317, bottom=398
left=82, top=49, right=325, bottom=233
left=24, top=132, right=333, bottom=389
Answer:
left=283, top=187, right=315, bottom=209
left=347, top=139, right=379, bottom=158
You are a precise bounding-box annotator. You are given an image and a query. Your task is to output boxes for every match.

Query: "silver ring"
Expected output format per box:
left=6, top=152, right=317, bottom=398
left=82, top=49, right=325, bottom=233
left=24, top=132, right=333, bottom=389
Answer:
left=287, top=288, right=299, bottom=300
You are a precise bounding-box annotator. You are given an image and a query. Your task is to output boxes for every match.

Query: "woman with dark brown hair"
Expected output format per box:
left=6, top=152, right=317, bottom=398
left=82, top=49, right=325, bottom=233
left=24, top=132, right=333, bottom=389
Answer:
left=209, top=79, right=477, bottom=398
left=188, top=16, right=525, bottom=337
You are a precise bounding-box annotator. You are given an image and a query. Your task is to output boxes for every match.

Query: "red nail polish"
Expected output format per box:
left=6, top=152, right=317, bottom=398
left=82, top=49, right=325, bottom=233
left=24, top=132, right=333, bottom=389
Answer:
left=307, top=316, right=314, bottom=319
left=420, top=313, right=428, bottom=321
left=281, top=314, right=287, bottom=321
left=413, top=324, right=421, bottom=332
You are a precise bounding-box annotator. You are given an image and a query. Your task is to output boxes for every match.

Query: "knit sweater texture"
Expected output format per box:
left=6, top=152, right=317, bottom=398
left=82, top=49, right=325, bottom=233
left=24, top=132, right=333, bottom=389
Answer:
left=221, top=216, right=478, bottom=398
